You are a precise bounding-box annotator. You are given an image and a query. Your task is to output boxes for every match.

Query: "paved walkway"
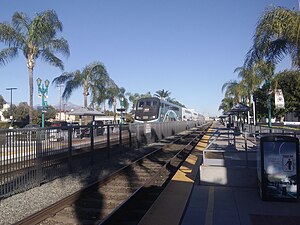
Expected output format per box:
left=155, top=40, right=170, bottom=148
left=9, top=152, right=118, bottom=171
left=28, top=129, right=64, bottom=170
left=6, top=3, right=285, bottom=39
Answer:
left=138, top=122, right=300, bottom=225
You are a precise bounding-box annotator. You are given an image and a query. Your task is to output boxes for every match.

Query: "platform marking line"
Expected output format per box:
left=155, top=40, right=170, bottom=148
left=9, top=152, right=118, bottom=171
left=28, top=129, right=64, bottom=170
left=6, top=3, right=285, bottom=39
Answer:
left=172, top=127, right=214, bottom=182
left=194, top=128, right=214, bottom=151
left=204, top=186, right=214, bottom=225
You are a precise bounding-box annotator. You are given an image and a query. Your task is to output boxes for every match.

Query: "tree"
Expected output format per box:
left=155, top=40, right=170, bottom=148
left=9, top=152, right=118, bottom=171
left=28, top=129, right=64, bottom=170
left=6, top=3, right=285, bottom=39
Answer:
left=154, top=89, right=171, bottom=99
left=219, top=97, right=234, bottom=113
left=0, top=95, right=6, bottom=109
left=273, top=70, right=300, bottom=118
left=245, top=7, right=300, bottom=68
left=52, top=61, right=114, bottom=108
left=221, top=80, right=246, bottom=104
left=234, top=65, right=263, bottom=124
left=126, top=92, right=140, bottom=113
left=0, top=10, right=70, bottom=124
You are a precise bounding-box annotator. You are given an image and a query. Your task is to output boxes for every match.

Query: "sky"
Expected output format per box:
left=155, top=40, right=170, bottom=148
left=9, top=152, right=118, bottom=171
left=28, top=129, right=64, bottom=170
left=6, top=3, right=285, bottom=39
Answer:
left=0, top=0, right=298, bottom=117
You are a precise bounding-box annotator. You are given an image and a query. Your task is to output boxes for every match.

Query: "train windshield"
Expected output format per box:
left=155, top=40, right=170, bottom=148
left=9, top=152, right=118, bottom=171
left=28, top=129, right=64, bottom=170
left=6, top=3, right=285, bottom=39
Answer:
left=135, top=98, right=160, bottom=122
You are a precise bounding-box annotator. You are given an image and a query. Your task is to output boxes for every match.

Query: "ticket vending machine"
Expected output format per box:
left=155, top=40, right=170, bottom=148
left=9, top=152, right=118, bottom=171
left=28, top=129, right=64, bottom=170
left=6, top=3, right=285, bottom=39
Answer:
left=258, top=135, right=299, bottom=201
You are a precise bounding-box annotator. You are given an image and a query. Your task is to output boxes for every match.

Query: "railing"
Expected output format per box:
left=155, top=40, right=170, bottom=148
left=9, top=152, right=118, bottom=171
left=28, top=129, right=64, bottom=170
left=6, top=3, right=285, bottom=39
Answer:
left=0, top=120, right=205, bottom=199
left=202, top=123, right=300, bottom=170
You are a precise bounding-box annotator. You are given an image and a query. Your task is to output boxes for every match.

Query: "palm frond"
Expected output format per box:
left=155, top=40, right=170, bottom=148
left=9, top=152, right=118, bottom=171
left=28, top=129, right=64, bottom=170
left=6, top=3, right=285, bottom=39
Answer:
left=0, top=47, right=18, bottom=65
left=40, top=49, right=64, bottom=70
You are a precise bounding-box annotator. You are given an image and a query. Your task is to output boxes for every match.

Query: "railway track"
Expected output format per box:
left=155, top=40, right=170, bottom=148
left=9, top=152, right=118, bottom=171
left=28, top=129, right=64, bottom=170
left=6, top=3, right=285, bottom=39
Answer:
left=14, top=125, right=209, bottom=225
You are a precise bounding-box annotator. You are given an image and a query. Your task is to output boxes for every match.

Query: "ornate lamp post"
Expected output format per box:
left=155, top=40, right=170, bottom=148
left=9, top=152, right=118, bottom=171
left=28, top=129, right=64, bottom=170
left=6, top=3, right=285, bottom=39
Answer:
left=117, top=97, right=125, bottom=124
left=6, top=87, right=17, bottom=129
left=36, top=78, right=49, bottom=128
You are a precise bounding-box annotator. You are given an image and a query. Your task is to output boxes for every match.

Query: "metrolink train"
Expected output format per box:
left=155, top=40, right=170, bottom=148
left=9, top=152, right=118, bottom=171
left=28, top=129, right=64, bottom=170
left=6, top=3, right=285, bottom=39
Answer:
left=134, top=97, right=205, bottom=123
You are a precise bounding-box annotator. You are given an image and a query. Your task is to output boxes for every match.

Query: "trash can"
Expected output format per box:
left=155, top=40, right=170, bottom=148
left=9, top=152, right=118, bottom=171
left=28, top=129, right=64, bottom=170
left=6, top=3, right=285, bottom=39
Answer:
left=258, top=135, right=299, bottom=201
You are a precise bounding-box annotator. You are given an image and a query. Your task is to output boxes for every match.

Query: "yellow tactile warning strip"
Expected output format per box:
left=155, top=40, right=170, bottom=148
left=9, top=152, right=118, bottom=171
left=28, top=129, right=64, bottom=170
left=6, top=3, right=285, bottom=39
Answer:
left=138, top=127, right=213, bottom=225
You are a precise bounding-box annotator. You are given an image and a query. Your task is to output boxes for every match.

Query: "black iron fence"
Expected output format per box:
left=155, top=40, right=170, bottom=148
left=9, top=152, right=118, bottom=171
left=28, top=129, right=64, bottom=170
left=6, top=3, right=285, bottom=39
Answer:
left=0, top=120, right=204, bottom=199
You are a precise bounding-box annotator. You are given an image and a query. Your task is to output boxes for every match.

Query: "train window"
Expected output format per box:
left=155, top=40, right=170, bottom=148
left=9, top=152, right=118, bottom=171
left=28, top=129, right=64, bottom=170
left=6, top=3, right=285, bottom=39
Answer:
left=138, top=101, right=144, bottom=107
left=146, top=101, right=151, bottom=106
left=153, top=101, right=158, bottom=106
left=171, top=106, right=179, bottom=111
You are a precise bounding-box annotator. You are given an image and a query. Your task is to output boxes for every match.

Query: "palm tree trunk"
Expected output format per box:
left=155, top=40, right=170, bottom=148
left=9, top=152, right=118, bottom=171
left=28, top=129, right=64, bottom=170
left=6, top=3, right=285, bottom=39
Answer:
left=83, top=80, right=89, bottom=108
left=84, top=95, right=88, bottom=108
left=113, top=96, right=116, bottom=123
left=27, top=61, right=34, bottom=125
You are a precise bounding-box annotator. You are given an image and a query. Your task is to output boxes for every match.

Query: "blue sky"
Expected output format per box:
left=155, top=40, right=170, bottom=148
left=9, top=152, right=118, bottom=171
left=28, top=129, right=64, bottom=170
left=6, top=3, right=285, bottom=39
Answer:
left=0, top=0, right=297, bottom=116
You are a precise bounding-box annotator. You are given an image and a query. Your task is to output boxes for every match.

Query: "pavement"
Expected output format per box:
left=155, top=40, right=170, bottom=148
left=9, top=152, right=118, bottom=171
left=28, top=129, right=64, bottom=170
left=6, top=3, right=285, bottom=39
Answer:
left=138, top=122, right=300, bottom=225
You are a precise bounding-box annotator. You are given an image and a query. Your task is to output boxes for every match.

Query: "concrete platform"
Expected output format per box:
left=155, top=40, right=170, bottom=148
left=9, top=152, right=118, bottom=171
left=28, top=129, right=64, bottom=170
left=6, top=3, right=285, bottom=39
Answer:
left=137, top=122, right=300, bottom=225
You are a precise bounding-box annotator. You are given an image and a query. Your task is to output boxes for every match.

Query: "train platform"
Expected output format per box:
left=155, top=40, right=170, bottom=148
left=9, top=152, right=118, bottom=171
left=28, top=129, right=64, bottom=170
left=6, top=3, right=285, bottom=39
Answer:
left=138, top=122, right=300, bottom=225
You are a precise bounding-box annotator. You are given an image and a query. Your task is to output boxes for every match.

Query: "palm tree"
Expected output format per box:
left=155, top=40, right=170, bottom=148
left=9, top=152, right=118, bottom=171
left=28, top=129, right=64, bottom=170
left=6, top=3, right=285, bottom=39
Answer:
left=219, top=97, right=234, bottom=113
left=234, top=65, right=263, bottom=124
left=245, top=7, right=300, bottom=68
left=154, top=89, right=171, bottom=99
left=126, top=92, right=140, bottom=112
left=0, top=10, right=70, bottom=124
left=52, top=61, right=113, bottom=108
left=221, top=80, right=246, bottom=104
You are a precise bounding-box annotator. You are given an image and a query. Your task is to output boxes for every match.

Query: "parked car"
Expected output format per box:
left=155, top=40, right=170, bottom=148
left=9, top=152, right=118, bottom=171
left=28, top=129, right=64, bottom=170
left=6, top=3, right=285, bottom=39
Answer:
left=24, top=124, right=40, bottom=129
left=49, top=121, right=68, bottom=141
left=50, top=121, right=68, bottom=130
left=81, top=121, right=105, bottom=138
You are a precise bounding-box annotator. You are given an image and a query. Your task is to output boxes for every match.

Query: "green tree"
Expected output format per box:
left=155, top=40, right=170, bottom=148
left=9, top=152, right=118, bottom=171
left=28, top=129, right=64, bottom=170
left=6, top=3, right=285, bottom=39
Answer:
left=234, top=65, right=264, bottom=124
left=221, top=80, right=246, bottom=104
left=154, top=89, right=171, bottom=99
left=0, top=95, right=6, bottom=108
left=246, top=7, right=300, bottom=68
left=219, top=97, right=234, bottom=113
left=126, top=92, right=140, bottom=113
left=52, top=61, right=114, bottom=108
left=274, top=70, right=300, bottom=118
left=0, top=10, right=70, bottom=124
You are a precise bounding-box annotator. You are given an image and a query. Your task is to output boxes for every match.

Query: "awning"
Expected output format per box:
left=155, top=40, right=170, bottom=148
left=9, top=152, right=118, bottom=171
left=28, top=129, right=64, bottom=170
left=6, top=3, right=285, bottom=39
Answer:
left=67, top=107, right=105, bottom=116
left=230, top=103, right=250, bottom=113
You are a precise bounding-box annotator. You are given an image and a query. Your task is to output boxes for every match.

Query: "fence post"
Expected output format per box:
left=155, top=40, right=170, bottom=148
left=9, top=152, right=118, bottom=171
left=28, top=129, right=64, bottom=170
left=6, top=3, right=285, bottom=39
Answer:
left=107, top=125, right=110, bottom=149
left=35, top=130, right=43, bottom=185
left=68, top=127, right=73, bottom=173
left=119, top=124, right=122, bottom=148
left=90, top=125, right=94, bottom=165
left=244, top=131, right=248, bottom=168
left=128, top=126, right=132, bottom=148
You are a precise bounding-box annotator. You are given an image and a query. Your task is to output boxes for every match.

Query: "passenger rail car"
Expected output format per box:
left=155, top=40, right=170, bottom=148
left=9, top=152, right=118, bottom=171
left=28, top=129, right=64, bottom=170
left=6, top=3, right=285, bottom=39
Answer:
left=135, top=97, right=204, bottom=123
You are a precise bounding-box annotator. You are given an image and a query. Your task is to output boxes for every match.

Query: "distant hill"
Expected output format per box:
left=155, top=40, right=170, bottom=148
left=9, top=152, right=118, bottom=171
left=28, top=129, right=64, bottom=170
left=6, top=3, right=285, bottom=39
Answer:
left=48, top=102, right=82, bottom=111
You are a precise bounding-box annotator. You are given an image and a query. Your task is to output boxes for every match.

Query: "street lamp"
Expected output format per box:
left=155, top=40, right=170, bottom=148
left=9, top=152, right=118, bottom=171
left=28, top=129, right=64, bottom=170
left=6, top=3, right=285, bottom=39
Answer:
left=6, top=87, right=17, bottom=129
left=36, top=78, right=49, bottom=128
left=117, top=97, right=125, bottom=124
left=120, top=97, right=124, bottom=124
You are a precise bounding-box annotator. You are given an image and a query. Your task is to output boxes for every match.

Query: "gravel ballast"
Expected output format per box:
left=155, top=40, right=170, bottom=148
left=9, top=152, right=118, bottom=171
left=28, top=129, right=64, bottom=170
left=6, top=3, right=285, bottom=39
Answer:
left=0, top=147, right=153, bottom=225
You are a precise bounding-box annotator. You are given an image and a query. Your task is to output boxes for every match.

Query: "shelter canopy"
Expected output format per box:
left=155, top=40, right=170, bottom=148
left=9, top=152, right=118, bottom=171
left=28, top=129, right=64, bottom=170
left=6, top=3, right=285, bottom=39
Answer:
left=67, top=107, right=104, bottom=116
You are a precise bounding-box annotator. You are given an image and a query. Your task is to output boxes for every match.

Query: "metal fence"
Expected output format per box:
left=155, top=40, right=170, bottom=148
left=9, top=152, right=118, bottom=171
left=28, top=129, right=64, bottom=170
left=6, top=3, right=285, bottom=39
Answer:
left=0, top=120, right=204, bottom=198
left=202, top=123, right=300, bottom=170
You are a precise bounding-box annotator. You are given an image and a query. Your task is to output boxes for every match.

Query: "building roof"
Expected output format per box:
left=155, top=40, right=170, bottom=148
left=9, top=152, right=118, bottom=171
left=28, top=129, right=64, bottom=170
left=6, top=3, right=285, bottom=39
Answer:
left=67, top=107, right=105, bottom=116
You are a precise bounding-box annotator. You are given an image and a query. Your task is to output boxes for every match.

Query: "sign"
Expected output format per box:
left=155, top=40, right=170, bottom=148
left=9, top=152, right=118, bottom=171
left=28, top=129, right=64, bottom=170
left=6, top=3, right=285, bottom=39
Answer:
left=258, top=135, right=299, bottom=201
left=275, top=89, right=285, bottom=109
left=37, top=106, right=49, bottom=113
left=144, top=123, right=151, bottom=134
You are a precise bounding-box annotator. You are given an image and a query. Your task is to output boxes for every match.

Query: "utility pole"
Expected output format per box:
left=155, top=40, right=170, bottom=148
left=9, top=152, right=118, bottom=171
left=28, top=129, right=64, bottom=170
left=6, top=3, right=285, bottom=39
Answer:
left=6, top=87, right=17, bottom=129
left=57, top=84, right=64, bottom=121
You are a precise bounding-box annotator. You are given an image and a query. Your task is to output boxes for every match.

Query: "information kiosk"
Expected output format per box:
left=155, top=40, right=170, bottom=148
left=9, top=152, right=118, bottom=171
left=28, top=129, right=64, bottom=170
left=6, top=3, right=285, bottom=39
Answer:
left=258, top=135, right=299, bottom=201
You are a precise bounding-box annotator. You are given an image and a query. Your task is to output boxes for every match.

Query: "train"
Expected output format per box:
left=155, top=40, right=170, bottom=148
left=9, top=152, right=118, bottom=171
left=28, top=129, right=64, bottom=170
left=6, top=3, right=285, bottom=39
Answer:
left=134, top=97, right=204, bottom=123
